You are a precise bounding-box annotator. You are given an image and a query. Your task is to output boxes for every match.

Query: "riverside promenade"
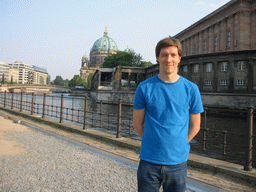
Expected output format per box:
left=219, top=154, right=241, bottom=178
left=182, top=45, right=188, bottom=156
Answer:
left=1, top=107, right=256, bottom=191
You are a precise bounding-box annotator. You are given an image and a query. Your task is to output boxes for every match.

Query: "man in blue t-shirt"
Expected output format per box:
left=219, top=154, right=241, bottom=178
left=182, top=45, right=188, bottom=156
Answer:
left=133, top=37, right=204, bottom=192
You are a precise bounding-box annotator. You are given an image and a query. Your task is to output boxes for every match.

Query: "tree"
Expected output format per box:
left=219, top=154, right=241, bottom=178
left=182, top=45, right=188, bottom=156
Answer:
left=100, top=50, right=151, bottom=69
left=86, top=73, right=94, bottom=89
left=140, top=61, right=153, bottom=67
left=131, top=50, right=143, bottom=67
left=52, top=75, right=64, bottom=86
left=100, top=51, right=133, bottom=68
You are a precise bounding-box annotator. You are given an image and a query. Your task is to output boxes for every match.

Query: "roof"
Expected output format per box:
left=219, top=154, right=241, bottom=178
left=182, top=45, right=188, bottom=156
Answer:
left=91, top=28, right=118, bottom=52
left=33, top=66, right=48, bottom=74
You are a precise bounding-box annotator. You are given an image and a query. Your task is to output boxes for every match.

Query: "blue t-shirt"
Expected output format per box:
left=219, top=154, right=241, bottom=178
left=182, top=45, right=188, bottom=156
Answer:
left=133, top=75, right=204, bottom=165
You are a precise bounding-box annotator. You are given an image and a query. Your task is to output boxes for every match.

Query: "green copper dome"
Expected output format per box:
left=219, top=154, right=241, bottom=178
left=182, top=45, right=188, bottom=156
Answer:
left=91, top=28, right=118, bottom=52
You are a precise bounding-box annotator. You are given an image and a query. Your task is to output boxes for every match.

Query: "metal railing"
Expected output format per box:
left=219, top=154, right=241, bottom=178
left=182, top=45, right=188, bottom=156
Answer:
left=0, top=91, right=255, bottom=170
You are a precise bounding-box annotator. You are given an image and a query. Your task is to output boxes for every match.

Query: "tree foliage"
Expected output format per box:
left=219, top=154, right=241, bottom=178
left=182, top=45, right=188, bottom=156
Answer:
left=100, top=50, right=150, bottom=68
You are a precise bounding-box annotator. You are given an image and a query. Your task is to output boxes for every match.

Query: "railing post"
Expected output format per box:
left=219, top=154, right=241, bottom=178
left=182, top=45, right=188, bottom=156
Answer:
left=4, top=90, right=6, bottom=107
left=60, top=94, right=64, bottom=123
left=203, top=107, right=207, bottom=150
left=83, top=96, right=88, bottom=130
left=244, top=107, right=253, bottom=171
left=42, top=93, right=46, bottom=118
left=204, top=107, right=207, bottom=130
left=100, top=100, right=102, bottom=128
left=20, top=92, right=23, bottom=112
left=31, top=93, right=34, bottom=115
left=223, top=131, right=227, bottom=155
left=116, top=98, right=122, bottom=138
left=11, top=91, right=14, bottom=109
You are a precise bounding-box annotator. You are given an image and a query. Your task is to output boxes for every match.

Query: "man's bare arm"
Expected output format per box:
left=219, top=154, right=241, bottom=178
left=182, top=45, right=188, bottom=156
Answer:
left=133, top=108, right=145, bottom=139
left=188, top=113, right=201, bottom=143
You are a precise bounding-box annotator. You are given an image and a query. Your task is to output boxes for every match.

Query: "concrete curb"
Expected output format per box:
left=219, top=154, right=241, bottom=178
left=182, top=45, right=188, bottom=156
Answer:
left=0, top=106, right=256, bottom=185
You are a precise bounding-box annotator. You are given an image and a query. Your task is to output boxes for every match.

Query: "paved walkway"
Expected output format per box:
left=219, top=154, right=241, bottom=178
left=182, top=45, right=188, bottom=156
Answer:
left=1, top=108, right=256, bottom=191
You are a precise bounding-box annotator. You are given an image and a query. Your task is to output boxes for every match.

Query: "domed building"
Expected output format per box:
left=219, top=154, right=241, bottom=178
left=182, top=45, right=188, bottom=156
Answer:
left=80, top=28, right=118, bottom=79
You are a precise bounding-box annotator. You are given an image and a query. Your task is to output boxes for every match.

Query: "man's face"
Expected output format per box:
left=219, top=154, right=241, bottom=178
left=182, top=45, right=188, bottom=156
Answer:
left=157, top=46, right=181, bottom=75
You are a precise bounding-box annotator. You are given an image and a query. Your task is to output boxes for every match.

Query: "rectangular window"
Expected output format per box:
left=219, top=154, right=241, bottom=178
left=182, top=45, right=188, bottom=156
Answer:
left=194, top=44, right=196, bottom=54
left=220, top=80, right=227, bottom=85
left=237, top=80, right=245, bottom=85
left=183, top=65, right=188, bottom=72
left=227, top=31, right=231, bottom=48
left=214, top=37, right=217, bottom=51
left=238, top=61, right=245, bottom=71
left=193, top=64, right=199, bottom=73
left=206, top=80, right=212, bottom=85
left=221, top=62, right=228, bottom=71
left=206, top=63, right=212, bottom=72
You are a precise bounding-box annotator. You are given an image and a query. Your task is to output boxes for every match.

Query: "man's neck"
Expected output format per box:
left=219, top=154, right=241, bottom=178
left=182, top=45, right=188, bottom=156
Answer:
left=158, top=73, right=180, bottom=83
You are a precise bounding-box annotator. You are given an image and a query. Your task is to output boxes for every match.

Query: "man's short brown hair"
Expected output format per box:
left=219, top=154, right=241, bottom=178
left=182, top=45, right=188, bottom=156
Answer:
left=155, top=36, right=182, bottom=61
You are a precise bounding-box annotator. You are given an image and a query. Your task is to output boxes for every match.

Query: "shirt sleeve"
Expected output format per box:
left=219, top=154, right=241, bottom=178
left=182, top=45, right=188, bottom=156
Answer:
left=133, top=84, right=146, bottom=109
left=189, top=85, right=204, bottom=114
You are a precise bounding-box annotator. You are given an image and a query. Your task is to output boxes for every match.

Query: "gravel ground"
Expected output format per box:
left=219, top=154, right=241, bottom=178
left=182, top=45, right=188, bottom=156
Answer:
left=0, top=119, right=137, bottom=191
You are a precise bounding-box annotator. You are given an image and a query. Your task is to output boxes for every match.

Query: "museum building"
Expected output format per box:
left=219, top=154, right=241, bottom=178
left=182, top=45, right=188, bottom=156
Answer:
left=176, top=0, right=256, bottom=93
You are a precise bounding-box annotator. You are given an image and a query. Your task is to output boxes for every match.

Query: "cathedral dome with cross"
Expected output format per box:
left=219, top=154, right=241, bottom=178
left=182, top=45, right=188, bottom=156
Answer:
left=80, top=28, right=118, bottom=79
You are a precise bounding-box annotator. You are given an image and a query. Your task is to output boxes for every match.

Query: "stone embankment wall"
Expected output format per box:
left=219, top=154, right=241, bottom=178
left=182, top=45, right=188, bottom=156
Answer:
left=92, top=91, right=256, bottom=108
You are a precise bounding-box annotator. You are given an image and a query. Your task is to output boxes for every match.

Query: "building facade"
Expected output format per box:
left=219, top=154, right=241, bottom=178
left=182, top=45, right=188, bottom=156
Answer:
left=8, top=67, right=19, bottom=83
left=33, top=66, right=49, bottom=85
left=6, top=62, right=50, bottom=85
left=0, top=61, right=9, bottom=83
left=80, top=28, right=118, bottom=80
left=175, top=0, right=256, bottom=93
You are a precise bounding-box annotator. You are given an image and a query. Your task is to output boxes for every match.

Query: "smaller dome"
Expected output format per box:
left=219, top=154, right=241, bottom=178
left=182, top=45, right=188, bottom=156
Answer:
left=82, top=52, right=89, bottom=59
left=124, top=46, right=131, bottom=52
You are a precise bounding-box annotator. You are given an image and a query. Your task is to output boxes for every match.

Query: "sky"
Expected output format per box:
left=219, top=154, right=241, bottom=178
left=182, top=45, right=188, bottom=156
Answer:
left=0, top=0, right=231, bottom=81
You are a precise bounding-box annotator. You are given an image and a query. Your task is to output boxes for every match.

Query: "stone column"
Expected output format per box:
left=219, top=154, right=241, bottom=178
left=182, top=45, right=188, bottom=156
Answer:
left=111, top=71, right=115, bottom=85
left=98, top=71, right=101, bottom=87
left=128, top=72, right=131, bottom=87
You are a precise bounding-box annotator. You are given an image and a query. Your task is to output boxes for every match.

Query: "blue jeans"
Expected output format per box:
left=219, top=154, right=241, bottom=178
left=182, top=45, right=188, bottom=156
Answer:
left=137, top=160, right=187, bottom=192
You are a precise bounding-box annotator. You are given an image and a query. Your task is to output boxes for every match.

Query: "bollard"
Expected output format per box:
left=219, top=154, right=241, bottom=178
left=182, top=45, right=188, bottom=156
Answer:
left=244, top=107, right=253, bottom=171
left=42, top=93, right=46, bottom=118
left=83, top=96, right=88, bottom=130
left=60, top=94, right=64, bottom=123
left=4, top=91, right=6, bottom=107
left=20, top=92, right=23, bottom=112
left=31, top=93, right=34, bottom=115
left=116, top=98, right=122, bottom=138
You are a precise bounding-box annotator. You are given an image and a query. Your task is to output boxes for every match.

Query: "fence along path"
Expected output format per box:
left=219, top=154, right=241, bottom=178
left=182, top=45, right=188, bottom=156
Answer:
left=0, top=91, right=255, bottom=170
